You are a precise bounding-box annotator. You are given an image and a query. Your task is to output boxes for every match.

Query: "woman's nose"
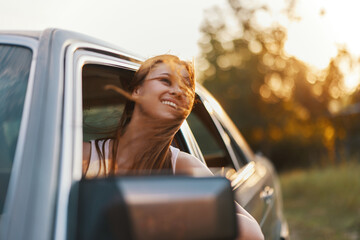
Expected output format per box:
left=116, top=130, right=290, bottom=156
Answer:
left=170, top=84, right=182, bottom=97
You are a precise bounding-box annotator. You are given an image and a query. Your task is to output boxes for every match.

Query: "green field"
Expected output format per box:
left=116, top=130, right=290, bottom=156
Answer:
left=280, top=162, right=360, bottom=240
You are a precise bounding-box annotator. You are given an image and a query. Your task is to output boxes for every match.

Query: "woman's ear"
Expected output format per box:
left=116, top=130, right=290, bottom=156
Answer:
left=132, top=86, right=142, bottom=98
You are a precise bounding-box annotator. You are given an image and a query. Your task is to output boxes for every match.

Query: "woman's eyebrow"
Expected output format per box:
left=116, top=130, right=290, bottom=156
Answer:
left=159, top=72, right=171, bottom=77
left=147, top=72, right=171, bottom=81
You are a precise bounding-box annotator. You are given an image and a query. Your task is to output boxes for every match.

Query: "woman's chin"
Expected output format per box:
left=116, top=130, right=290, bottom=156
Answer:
left=154, top=113, right=185, bottom=123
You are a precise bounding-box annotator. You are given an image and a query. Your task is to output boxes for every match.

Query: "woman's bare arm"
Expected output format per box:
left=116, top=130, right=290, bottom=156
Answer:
left=176, top=152, right=264, bottom=240
left=175, top=151, right=213, bottom=176
left=235, top=202, right=264, bottom=240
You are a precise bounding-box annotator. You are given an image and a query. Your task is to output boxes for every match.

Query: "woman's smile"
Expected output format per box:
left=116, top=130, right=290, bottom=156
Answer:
left=161, top=100, right=177, bottom=109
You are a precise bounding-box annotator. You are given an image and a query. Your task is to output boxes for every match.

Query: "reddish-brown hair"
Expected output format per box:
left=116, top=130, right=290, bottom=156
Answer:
left=95, top=55, right=195, bottom=175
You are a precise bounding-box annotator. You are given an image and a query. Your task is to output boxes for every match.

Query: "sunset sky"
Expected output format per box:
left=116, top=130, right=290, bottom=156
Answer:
left=1, top=0, right=360, bottom=89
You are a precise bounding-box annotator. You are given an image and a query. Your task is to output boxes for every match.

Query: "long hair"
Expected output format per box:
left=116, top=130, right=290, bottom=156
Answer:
left=94, top=55, right=195, bottom=175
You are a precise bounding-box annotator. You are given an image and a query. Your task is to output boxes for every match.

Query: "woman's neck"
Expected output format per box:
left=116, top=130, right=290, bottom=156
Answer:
left=113, top=108, right=183, bottom=171
left=114, top=112, right=162, bottom=168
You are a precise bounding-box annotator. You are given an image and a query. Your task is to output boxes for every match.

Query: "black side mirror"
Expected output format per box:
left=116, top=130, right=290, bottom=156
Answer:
left=71, top=176, right=237, bottom=240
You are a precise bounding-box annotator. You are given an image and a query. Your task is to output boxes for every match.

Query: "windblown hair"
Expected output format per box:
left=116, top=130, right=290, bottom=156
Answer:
left=93, top=55, right=195, bottom=175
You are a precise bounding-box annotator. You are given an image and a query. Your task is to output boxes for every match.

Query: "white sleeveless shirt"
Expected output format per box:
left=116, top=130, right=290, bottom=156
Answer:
left=85, top=139, right=180, bottom=178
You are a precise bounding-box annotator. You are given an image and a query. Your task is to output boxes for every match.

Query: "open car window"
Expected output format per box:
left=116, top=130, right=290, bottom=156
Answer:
left=81, top=63, right=186, bottom=176
left=82, top=64, right=134, bottom=142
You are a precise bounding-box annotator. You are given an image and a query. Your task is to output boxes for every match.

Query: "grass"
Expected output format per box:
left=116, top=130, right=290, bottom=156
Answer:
left=280, top=162, right=360, bottom=240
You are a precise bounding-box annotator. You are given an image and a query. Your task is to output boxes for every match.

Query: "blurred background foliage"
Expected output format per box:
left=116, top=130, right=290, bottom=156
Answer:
left=197, top=0, right=360, bottom=171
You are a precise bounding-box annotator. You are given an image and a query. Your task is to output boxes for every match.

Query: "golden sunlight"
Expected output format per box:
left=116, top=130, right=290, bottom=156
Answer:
left=338, top=56, right=360, bottom=93
left=343, top=67, right=360, bottom=93
left=284, top=0, right=360, bottom=91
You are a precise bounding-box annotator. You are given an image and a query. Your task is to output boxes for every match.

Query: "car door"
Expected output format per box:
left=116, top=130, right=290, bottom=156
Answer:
left=53, top=37, right=142, bottom=240
left=184, top=85, right=280, bottom=239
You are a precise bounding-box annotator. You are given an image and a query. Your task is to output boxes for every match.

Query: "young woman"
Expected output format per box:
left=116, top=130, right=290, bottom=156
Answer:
left=82, top=55, right=264, bottom=240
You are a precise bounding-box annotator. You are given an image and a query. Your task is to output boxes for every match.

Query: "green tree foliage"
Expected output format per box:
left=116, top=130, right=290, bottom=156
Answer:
left=198, top=0, right=358, bottom=170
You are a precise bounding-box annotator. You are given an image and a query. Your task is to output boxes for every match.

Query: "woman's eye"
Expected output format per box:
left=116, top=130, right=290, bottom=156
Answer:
left=161, top=78, right=171, bottom=85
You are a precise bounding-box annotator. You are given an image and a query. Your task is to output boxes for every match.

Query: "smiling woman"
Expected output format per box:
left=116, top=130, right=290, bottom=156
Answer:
left=82, top=54, right=197, bottom=176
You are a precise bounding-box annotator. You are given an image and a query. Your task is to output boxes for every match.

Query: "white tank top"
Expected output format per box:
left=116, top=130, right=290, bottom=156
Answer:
left=85, top=139, right=180, bottom=178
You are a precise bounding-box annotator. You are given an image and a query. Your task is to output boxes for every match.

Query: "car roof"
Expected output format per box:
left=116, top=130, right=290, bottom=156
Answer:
left=0, top=28, right=144, bottom=63
left=0, top=30, right=41, bottom=39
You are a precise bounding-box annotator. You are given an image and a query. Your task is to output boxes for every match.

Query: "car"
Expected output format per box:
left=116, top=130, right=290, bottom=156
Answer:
left=0, top=28, right=289, bottom=240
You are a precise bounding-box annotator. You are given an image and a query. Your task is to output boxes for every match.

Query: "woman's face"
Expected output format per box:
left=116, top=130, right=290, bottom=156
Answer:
left=132, top=62, right=194, bottom=121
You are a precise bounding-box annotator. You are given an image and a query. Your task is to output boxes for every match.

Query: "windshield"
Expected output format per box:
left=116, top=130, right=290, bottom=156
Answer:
left=0, top=44, right=32, bottom=214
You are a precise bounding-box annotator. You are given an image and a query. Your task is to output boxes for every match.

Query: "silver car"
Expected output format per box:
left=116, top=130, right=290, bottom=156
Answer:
left=0, top=29, right=289, bottom=240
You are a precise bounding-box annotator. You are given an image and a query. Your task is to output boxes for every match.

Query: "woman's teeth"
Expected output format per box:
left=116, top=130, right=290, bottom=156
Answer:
left=161, top=100, right=177, bottom=108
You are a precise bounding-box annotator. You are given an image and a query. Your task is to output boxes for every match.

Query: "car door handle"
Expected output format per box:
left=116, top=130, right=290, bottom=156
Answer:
left=260, top=186, right=274, bottom=204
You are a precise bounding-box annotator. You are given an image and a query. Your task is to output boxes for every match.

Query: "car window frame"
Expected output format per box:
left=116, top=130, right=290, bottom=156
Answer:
left=196, top=85, right=255, bottom=162
left=185, top=86, right=270, bottom=205
left=54, top=44, right=141, bottom=240
left=191, top=92, right=242, bottom=171
left=178, top=120, right=206, bottom=163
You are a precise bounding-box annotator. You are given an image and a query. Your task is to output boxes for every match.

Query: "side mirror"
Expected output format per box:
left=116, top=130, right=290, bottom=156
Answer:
left=71, top=176, right=237, bottom=240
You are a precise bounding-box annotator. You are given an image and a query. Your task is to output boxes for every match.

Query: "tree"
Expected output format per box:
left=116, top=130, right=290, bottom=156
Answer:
left=198, top=0, right=357, bottom=170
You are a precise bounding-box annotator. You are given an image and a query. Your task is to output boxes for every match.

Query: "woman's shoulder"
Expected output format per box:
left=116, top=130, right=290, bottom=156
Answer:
left=82, top=139, right=113, bottom=177
left=82, top=141, right=91, bottom=176
left=175, top=151, right=213, bottom=176
left=83, top=139, right=107, bottom=161
left=83, top=141, right=92, bottom=161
